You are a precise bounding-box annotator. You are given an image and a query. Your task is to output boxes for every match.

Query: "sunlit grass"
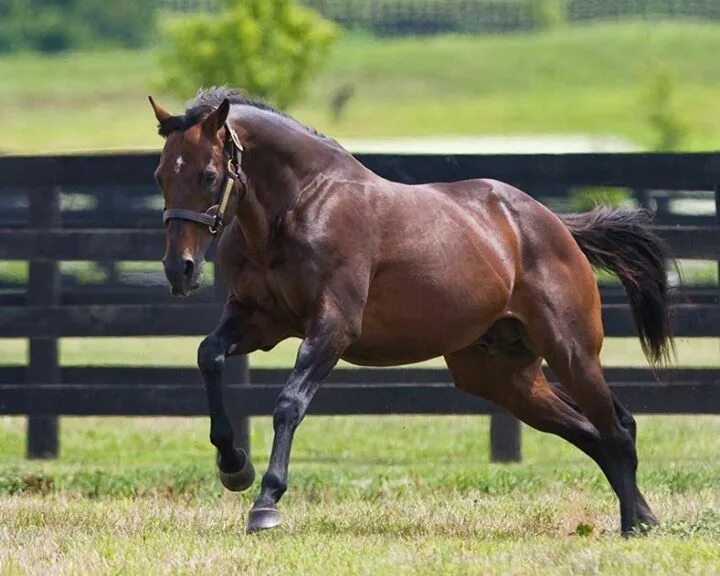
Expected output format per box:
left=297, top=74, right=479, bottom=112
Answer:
left=3, top=22, right=720, bottom=152
left=0, top=415, right=718, bottom=574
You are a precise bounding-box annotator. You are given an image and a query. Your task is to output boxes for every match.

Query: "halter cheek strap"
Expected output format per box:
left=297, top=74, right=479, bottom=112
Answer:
left=162, top=123, right=247, bottom=234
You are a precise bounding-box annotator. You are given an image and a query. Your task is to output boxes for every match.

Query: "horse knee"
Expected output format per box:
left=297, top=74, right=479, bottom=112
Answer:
left=198, top=335, right=225, bottom=374
left=273, top=392, right=305, bottom=432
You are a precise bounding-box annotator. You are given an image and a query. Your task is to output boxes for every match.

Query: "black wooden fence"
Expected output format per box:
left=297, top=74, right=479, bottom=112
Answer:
left=0, top=151, right=718, bottom=461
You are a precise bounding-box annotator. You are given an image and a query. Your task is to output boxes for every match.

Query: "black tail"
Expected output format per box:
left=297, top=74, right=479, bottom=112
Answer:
left=560, top=207, right=674, bottom=365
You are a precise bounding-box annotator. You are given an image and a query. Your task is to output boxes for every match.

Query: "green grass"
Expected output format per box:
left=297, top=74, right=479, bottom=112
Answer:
left=0, top=415, right=719, bottom=574
left=0, top=48, right=162, bottom=153
left=4, top=22, right=720, bottom=153
left=297, top=23, right=720, bottom=149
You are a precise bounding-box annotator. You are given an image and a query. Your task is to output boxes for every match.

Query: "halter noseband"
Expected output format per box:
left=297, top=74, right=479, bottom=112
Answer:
left=162, top=123, right=246, bottom=234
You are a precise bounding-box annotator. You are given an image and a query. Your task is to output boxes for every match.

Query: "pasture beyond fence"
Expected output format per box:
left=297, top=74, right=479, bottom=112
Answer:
left=0, top=151, right=718, bottom=461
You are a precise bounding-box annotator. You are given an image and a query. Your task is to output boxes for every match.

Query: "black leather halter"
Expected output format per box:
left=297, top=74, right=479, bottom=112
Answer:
left=162, top=123, right=247, bottom=234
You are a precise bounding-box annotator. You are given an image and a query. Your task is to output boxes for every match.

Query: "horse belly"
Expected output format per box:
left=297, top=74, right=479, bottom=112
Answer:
left=344, top=260, right=510, bottom=366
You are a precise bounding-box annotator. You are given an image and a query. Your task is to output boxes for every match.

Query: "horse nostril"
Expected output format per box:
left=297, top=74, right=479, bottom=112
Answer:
left=183, top=259, right=194, bottom=280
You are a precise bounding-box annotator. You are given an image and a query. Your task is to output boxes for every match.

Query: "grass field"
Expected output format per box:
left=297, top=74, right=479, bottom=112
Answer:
left=0, top=328, right=718, bottom=573
left=3, top=22, right=720, bottom=153
left=1, top=415, right=719, bottom=574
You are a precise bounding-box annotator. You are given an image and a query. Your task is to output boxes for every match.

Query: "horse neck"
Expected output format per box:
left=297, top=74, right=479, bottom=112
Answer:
left=229, top=110, right=337, bottom=258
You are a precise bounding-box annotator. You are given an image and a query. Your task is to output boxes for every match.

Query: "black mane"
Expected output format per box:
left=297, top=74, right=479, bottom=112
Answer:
left=157, top=86, right=325, bottom=138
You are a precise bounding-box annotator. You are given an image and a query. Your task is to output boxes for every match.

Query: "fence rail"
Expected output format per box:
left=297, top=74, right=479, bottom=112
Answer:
left=3, top=381, right=720, bottom=416
left=0, top=226, right=717, bottom=261
left=0, top=150, right=717, bottom=462
left=0, top=303, right=717, bottom=338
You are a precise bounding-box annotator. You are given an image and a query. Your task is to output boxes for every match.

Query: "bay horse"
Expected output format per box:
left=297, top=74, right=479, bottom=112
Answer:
left=149, top=87, right=672, bottom=536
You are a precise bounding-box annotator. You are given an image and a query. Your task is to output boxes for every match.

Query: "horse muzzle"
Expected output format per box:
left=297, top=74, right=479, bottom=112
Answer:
left=162, top=254, right=203, bottom=297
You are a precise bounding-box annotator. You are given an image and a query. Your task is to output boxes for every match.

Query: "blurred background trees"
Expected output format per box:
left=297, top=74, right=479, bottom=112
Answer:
left=0, top=0, right=154, bottom=53
left=158, top=0, right=338, bottom=108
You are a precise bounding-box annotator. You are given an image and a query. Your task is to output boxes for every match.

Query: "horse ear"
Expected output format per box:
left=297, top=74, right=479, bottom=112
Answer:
left=148, top=96, right=172, bottom=123
left=202, top=98, right=231, bottom=136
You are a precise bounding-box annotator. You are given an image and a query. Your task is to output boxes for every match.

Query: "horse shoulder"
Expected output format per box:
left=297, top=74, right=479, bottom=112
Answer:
left=284, top=178, right=380, bottom=266
left=270, top=182, right=377, bottom=327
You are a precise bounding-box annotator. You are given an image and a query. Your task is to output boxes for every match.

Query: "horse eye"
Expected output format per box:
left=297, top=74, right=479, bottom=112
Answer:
left=202, top=170, right=217, bottom=185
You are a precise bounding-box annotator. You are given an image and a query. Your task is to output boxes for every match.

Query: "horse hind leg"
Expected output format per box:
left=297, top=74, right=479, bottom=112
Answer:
left=520, top=290, right=652, bottom=536
left=445, top=333, right=654, bottom=535
left=551, top=382, right=658, bottom=527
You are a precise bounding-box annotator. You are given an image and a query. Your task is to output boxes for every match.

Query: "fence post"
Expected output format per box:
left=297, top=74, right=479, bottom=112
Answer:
left=715, top=185, right=719, bottom=273
left=490, top=411, right=521, bottom=462
left=213, top=266, right=251, bottom=458
left=26, top=185, right=61, bottom=459
left=716, top=185, right=719, bottom=353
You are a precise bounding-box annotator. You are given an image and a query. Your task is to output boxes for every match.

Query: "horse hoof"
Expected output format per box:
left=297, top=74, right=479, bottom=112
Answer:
left=635, top=494, right=659, bottom=528
left=622, top=520, right=656, bottom=538
left=636, top=507, right=659, bottom=528
left=246, top=507, right=282, bottom=534
left=218, top=455, right=255, bottom=492
left=637, top=513, right=659, bottom=529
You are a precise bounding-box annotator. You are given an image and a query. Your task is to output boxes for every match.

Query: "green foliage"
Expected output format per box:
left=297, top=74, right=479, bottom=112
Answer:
left=74, top=0, right=155, bottom=49
left=574, top=521, right=595, bottom=536
left=301, top=0, right=720, bottom=37
left=642, top=64, right=690, bottom=151
left=302, top=0, right=532, bottom=36
left=530, top=0, right=568, bottom=30
left=666, top=509, right=720, bottom=538
left=159, top=0, right=338, bottom=108
left=570, top=187, right=634, bottom=212
left=0, top=0, right=155, bottom=53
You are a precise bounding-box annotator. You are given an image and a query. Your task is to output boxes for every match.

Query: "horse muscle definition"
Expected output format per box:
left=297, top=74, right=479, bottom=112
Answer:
left=150, top=87, right=672, bottom=535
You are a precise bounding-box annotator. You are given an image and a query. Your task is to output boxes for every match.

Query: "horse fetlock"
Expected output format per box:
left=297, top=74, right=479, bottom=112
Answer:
left=209, top=423, right=234, bottom=452
left=259, top=471, right=288, bottom=501
left=218, top=451, right=255, bottom=492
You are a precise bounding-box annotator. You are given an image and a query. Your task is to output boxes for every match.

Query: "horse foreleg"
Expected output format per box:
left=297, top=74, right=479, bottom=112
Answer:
left=246, top=304, right=356, bottom=533
left=197, top=301, right=257, bottom=493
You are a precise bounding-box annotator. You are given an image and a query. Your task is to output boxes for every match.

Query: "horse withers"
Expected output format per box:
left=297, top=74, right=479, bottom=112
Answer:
left=150, top=88, right=672, bottom=536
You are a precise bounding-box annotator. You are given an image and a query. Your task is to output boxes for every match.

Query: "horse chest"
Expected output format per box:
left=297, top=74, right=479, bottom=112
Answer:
left=225, top=260, right=308, bottom=328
